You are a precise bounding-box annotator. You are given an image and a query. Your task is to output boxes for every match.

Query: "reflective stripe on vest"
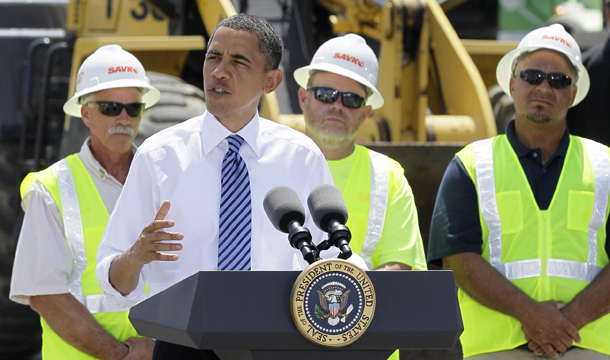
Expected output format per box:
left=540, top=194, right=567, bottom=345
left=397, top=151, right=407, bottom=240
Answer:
left=473, top=138, right=607, bottom=281
left=50, top=159, right=126, bottom=314
left=360, top=150, right=389, bottom=269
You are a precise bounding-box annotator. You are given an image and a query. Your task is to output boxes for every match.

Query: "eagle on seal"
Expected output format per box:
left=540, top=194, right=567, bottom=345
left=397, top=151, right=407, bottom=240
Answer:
left=317, top=288, right=351, bottom=319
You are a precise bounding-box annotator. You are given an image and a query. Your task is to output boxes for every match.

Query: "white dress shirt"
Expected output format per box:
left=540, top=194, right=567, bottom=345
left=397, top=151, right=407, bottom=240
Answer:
left=95, top=111, right=338, bottom=307
left=10, top=138, right=134, bottom=305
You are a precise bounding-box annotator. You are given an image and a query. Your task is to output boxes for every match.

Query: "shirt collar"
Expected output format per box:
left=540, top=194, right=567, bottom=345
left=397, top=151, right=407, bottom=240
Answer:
left=80, top=136, right=137, bottom=173
left=505, top=119, right=570, bottom=159
left=201, top=110, right=262, bottom=158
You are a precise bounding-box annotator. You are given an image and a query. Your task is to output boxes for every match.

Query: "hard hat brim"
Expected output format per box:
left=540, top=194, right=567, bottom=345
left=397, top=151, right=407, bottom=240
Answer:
left=496, top=46, right=590, bottom=107
left=294, top=63, right=385, bottom=110
left=63, top=79, right=161, bottom=118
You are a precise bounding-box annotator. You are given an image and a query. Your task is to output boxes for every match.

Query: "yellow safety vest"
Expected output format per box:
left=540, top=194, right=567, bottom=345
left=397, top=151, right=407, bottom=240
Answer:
left=456, top=135, right=610, bottom=358
left=328, top=146, right=405, bottom=360
left=330, top=146, right=391, bottom=269
left=21, top=154, right=140, bottom=359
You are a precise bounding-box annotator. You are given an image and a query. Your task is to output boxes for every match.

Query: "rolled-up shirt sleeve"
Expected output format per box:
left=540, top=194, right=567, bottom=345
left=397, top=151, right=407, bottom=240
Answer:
left=10, top=182, right=73, bottom=305
left=427, top=156, right=483, bottom=268
left=95, top=150, right=158, bottom=307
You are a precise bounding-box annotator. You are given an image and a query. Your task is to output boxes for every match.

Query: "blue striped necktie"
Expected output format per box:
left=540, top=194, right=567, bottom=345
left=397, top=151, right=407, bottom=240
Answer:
left=218, top=134, right=251, bottom=270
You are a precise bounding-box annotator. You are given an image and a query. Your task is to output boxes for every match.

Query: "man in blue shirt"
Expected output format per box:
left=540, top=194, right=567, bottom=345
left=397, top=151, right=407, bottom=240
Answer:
left=428, top=24, right=610, bottom=359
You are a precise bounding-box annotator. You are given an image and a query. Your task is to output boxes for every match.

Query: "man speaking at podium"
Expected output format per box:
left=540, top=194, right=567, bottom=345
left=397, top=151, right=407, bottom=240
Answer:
left=95, top=14, right=348, bottom=359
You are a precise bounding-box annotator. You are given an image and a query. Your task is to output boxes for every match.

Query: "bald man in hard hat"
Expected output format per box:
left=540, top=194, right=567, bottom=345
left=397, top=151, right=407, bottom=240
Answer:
left=10, top=45, right=158, bottom=359
left=428, top=24, right=610, bottom=359
left=295, top=34, right=427, bottom=360
left=295, top=34, right=426, bottom=272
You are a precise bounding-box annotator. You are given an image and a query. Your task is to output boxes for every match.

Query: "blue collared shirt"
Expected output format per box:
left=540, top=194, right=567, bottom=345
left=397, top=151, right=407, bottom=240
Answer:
left=427, top=120, right=610, bottom=267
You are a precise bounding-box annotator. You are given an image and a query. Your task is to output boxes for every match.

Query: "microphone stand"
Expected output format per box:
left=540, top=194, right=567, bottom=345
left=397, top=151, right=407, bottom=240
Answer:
left=287, top=220, right=319, bottom=264
left=315, top=219, right=352, bottom=260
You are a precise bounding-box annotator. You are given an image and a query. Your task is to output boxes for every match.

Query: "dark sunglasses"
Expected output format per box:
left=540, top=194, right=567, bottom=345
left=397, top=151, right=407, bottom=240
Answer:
left=307, top=87, right=366, bottom=109
left=86, top=101, right=146, bottom=117
left=518, top=69, right=572, bottom=89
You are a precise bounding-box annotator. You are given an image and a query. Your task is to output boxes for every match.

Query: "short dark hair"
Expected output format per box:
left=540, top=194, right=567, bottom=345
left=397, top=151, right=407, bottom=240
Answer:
left=207, top=14, right=284, bottom=72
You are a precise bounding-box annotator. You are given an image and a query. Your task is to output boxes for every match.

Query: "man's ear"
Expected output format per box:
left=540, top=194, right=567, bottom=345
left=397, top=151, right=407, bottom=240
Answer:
left=361, top=105, right=373, bottom=125
left=263, top=69, right=283, bottom=94
left=81, top=105, right=92, bottom=129
left=509, top=75, right=516, bottom=98
left=570, top=85, right=578, bottom=106
left=298, top=87, right=308, bottom=111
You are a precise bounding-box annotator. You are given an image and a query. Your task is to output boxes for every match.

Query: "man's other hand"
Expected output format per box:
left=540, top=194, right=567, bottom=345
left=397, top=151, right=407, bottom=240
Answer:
left=123, top=337, right=154, bottom=360
left=522, top=300, right=580, bottom=358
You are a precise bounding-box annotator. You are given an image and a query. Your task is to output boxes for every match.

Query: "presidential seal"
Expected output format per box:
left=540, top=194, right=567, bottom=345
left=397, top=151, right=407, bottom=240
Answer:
left=290, top=258, right=375, bottom=347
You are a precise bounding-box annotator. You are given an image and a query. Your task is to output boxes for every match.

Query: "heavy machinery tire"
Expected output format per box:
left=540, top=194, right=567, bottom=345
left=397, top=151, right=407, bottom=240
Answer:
left=0, top=276, right=42, bottom=359
left=0, top=143, right=20, bottom=236
left=0, top=143, right=21, bottom=264
left=58, top=116, right=89, bottom=159
left=488, top=85, right=515, bottom=134
left=0, top=145, right=42, bottom=359
left=376, top=118, right=391, bottom=141
left=0, top=185, right=21, bottom=233
left=0, top=229, right=14, bottom=277
left=0, top=144, right=20, bottom=186
left=135, top=71, right=206, bottom=145
left=487, top=84, right=505, bottom=110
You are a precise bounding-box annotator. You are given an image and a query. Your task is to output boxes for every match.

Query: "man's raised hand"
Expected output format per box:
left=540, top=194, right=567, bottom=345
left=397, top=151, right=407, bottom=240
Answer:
left=108, top=200, right=184, bottom=296
left=128, top=201, right=184, bottom=264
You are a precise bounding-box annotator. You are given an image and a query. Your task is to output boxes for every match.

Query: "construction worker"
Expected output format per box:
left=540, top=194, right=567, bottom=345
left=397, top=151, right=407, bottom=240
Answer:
left=428, top=24, right=610, bottom=359
left=295, top=33, right=427, bottom=360
left=9, top=45, right=159, bottom=359
left=295, top=33, right=426, bottom=271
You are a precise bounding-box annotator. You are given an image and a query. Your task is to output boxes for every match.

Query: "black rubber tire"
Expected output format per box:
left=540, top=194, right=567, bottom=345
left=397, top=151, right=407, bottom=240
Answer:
left=135, top=71, right=206, bottom=145
left=377, top=118, right=391, bottom=142
left=0, top=143, right=21, bottom=266
left=0, top=144, right=20, bottom=186
left=488, top=84, right=506, bottom=110
left=58, top=116, right=90, bottom=159
left=0, top=277, right=42, bottom=360
left=0, top=228, right=15, bottom=277
left=488, top=85, right=515, bottom=134
left=0, top=185, right=21, bottom=234
left=0, top=143, right=42, bottom=359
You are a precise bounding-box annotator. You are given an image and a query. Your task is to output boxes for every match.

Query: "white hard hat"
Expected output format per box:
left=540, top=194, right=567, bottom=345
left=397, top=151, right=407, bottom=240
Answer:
left=63, top=45, right=161, bottom=117
left=294, top=34, right=384, bottom=109
left=496, top=24, right=590, bottom=106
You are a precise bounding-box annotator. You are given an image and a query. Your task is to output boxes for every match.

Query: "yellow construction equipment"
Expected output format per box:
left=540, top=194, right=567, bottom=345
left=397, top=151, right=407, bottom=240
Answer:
left=63, top=0, right=500, bottom=144
left=269, top=0, right=498, bottom=143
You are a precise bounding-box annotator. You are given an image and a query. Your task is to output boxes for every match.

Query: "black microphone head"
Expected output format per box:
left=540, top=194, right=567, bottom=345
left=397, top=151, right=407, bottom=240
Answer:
left=307, top=184, right=348, bottom=232
left=263, top=186, right=306, bottom=233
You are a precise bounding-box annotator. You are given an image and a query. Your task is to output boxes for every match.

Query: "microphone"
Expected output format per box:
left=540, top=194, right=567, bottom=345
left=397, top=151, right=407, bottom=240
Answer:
left=307, top=184, right=352, bottom=260
left=263, top=186, right=318, bottom=264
